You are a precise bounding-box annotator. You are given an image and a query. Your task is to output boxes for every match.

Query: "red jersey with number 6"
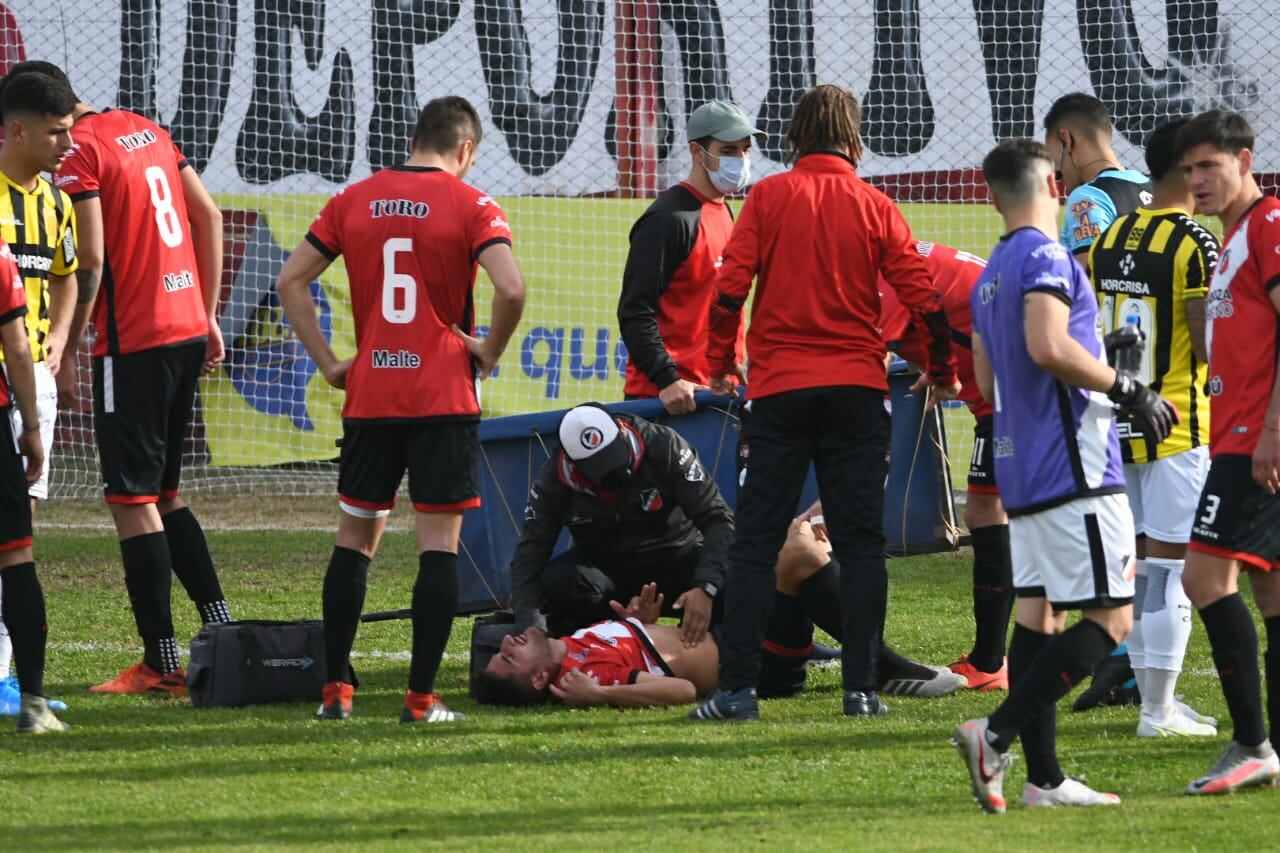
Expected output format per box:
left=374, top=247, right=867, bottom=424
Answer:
left=1204, top=195, right=1280, bottom=457
left=0, top=241, right=26, bottom=408
left=879, top=241, right=991, bottom=418
left=306, top=165, right=512, bottom=420
left=56, top=110, right=208, bottom=357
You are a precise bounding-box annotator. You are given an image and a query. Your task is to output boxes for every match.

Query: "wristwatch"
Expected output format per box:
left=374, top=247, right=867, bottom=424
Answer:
left=695, top=580, right=719, bottom=598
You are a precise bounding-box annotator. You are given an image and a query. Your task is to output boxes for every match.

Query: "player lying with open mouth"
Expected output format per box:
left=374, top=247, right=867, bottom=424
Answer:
left=475, top=518, right=963, bottom=709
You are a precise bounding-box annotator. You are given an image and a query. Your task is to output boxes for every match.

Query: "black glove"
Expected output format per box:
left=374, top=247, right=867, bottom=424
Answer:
left=1106, top=373, right=1179, bottom=444
left=1103, top=326, right=1142, bottom=365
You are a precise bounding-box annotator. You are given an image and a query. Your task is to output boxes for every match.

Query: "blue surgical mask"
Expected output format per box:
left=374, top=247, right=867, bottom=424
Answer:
left=703, top=147, right=750, bottom=194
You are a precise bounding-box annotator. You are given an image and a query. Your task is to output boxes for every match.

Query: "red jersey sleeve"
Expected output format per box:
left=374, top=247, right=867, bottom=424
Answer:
left=305, top=192, right=345, bottom=260
left=0, top=243, right=24, bottom=323
left=1254, top=206, right=1280, bottom=294
left=875, top=202, right=956, bottom=384
left=56, top=131, right=102, bottom=200
left=468, top=192, right=513, bottom=258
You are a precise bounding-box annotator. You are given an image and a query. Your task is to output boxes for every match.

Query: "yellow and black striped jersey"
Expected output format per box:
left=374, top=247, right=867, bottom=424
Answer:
left=0, top=168, right=77, bottom=362
left=1089, top=207, right=1218, bottom=463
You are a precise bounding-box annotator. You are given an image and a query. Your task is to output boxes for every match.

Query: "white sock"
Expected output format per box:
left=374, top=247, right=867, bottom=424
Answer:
left=1139, top=557, right=1192, bottom=720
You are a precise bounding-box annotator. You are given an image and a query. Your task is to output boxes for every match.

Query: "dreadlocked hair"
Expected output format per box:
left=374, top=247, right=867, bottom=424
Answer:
left=785, top=84, right=864, bottom=165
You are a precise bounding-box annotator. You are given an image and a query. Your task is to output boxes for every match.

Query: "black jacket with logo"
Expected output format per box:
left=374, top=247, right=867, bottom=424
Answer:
left=508, top=413, right=733, bottom=626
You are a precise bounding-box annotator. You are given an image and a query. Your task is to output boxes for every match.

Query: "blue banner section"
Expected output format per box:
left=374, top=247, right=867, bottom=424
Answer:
left=455, top=367, right=958, bottom=613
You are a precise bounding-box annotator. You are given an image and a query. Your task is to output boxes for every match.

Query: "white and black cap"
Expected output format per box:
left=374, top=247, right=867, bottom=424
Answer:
left=558, top=405, right=631, bottom=483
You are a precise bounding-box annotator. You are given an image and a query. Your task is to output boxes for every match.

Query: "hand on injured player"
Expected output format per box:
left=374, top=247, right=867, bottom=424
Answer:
left=1106, top=373, right=1179, bottom=444
left=609, top=581, right=664, bottom=625
left=549, top=667, right=608, bottom=707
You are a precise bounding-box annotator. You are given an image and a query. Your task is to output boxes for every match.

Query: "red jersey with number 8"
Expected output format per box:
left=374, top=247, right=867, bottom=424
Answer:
left=306, top=165, right=512, bottom=420
left=1204, top=195, right=1280, bottom=457
left=56, top=110, right=208, bottom=357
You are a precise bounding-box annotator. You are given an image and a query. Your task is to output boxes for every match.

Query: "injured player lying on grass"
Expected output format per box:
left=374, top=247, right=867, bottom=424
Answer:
left=475, top=519, right=965, bottom=708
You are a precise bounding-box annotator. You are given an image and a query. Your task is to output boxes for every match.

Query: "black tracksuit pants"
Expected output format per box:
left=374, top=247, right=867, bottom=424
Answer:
left=719, top=386, right=890, bottom=692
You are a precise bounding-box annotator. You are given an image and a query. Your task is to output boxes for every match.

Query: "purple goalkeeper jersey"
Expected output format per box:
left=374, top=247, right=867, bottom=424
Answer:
left=970, top=227, right=1125, bottom=516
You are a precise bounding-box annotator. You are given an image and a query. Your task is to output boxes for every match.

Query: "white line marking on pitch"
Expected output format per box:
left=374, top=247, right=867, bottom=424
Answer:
left=46, top=640, right=464, bottom=662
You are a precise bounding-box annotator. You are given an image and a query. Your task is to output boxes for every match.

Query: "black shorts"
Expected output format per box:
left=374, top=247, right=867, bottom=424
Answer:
left=1189, top=454, right=1280, bottom=572
left=93, top=340, right=204, bottom=504
left=337, top=418, right=481, bottom=514
left=967, top=414, right=999, bottom=495
left=0, top=412, right=32, bottom=553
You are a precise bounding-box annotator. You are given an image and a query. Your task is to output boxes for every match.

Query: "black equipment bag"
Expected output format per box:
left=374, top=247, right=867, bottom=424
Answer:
left=469, top=611, right=519, bottom=698
left=187, top=620, right=356, bottom=708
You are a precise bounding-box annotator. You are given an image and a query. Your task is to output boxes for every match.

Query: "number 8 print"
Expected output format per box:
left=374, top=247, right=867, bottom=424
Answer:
left=145, top=166, right=184, bottom=248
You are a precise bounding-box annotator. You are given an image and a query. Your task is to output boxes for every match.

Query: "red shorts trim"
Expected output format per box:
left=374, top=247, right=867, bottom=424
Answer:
left=0, top=536, right=33, bottom=554
left=160, top=489, right=180, bottom=501
left=339, top=494, right=396, bottom=512
left=412, top=497, right=481, bottom=514
left=105, top=494, right=159, bottom=505
left=1187, top=541, right=1274, bottom=572
left=967, top=485, right=1001, bottom=496
left=761, top=640, right=814, bottom=659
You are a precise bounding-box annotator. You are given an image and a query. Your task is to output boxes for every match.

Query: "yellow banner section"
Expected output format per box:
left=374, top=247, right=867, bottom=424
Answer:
left=201, top=194, right=1004, bottom=467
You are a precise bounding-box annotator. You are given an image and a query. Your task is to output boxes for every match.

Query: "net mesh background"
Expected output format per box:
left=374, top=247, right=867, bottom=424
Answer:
left=7, top=0, right=1269, bottom=514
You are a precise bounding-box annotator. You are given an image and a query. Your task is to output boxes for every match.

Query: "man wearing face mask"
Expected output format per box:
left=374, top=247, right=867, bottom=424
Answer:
left=617, top=101, right=757, bottom=415
left=508, top=405, right=733, bottom=647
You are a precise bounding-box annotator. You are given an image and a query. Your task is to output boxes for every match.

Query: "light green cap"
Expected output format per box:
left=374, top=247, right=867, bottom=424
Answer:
left=686, top=100, right=762, bottom=142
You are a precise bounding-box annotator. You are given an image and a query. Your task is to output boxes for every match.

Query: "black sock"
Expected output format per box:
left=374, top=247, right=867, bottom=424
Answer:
left=763, top=592, right=814, bottom=654
left=409, top=551, right=459, bottom=695
left=1267, top=616, right=1280, bottom=754
left=322, top=547, right=370, bottom=683
left=1199, top=594, right=1266, bottom=747
left=968, top=524, right=1013, bottom=672
left=1, top=563, right=46, bottom=697
left=796, top=562, right=842, bottom=639
left=1006, top=624, right=1064, bottom=788
left=120, top=532, right=178, bottom=674
left=878, top=645, right=935, bottom=682
left=163, top=507, right=230, bottom=622
left=988, top=619, right=1115, bottom=750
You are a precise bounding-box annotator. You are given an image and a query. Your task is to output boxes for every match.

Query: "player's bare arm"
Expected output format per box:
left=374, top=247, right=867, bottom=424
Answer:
left=452, top=241, right=525, bottom=378
left=1252, top=286, right=1280, bottom=494
left=276, top=240, right=349, bottom=388
left=67, top=196, right=103, bottom=349
left=42, top=272, right=75, bottom=376
left=550, top=668, right=698, bottom=708
left=1, top=313, right=43, bottom=485
left=180, top=165, right=225, bottom=373
left=1185, top=296, right=1209, bottom=364
left=970, top=330, right=995, bottom=403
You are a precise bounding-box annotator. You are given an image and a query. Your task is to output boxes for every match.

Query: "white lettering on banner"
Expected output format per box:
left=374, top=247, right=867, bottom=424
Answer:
left=27, top=0, right=1271, bottom=196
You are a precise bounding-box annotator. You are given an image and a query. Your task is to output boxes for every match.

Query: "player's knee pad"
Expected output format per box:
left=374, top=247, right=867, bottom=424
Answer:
left=1128, top=562, right=1148, bottom=667
left=1141, top=558, right=1193, bottom=672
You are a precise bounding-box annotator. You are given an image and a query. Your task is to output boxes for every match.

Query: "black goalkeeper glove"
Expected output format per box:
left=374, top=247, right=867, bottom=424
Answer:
left=1106, top=373, right=1179, bottom=444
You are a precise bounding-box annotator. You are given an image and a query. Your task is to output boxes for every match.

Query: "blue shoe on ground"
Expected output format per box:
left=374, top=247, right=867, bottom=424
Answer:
left=688, top=687, right=759, bottom=722
left=0, top=676, right=19, bottom=715
left=0, top=676, right=67, bottom=714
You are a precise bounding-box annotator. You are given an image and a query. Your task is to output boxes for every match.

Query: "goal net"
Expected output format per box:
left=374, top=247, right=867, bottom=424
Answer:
left=4, top=0, right=1270, bottom=511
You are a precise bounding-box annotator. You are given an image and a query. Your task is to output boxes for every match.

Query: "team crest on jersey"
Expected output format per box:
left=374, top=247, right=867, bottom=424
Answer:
left=1217, top=248, right=1231, bottom=276
left=569, top=650, right=589, bottom=662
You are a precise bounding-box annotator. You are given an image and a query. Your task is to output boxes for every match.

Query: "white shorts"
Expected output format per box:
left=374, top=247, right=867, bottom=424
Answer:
left=1010, top=492, right=1136, bottom=610
left=6, top=361, right=56, bottom=500
left=1124, top=447, right=1209, bottom=544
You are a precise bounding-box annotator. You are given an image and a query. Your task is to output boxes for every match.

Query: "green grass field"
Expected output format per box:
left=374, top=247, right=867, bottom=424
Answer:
left=2, top=506, right=1275, bottom=850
